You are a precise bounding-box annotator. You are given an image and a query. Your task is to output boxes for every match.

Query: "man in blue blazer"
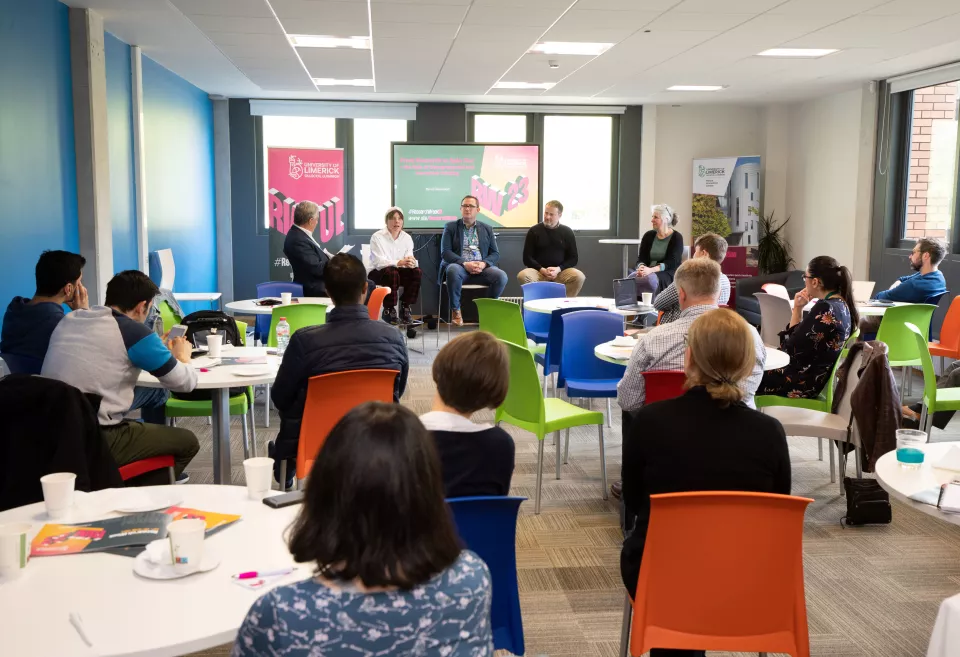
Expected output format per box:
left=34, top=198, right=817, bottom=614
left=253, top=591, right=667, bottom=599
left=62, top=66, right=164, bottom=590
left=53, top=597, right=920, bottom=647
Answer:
left=283, top=201, right=328, bottom=297
left=440, top=195, right=509, bottom=325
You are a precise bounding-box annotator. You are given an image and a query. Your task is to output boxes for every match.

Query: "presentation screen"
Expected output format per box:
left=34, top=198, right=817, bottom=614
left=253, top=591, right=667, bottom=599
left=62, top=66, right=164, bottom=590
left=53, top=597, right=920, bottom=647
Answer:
left=392, top=143, right=540, bottom=229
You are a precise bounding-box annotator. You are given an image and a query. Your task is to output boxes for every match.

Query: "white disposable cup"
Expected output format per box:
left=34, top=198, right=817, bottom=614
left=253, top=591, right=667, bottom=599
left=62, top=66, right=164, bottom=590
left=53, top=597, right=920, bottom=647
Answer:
left=280, top=292, right=292, bottom=304
left=39, top=473, right=76, bottom=519
left=0, top=523, right=31, bottom=580
left=206, top=334, right=223, bottom=358
left=243, top=457, right=274, bottom=500
left=641, top=292, right=653, bottom=305
left=167, top=518, right=206, bottom=569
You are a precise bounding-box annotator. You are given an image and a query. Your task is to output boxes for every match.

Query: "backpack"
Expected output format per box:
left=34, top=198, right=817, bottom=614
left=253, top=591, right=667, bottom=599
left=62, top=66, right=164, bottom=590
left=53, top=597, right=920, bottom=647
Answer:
left=180, top=310, right=242, bottom=349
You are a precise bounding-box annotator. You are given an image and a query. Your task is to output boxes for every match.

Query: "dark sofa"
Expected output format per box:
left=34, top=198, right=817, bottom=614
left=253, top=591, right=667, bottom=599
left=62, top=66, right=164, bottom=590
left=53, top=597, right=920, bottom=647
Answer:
left=735, top=270, right=804, bottom=326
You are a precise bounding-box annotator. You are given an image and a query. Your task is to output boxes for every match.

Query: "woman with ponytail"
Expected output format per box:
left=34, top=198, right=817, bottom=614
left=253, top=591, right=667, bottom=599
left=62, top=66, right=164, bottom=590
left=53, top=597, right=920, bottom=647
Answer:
left=758, top=255, right=856, bottom=399
left=620, top=309, right=791, bottom=638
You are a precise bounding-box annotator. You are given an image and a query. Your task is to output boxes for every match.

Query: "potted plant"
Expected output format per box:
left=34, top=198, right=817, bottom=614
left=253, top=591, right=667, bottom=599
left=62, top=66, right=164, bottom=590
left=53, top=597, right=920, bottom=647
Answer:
left=757, top=211, right=793, bottom=275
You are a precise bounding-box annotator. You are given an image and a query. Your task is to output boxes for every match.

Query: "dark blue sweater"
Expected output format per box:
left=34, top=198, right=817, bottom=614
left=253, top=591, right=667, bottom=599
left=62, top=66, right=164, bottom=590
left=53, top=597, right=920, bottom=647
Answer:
left=874, top=271, right=947, bottom=303
left=0, top=297, right=65, bottom=361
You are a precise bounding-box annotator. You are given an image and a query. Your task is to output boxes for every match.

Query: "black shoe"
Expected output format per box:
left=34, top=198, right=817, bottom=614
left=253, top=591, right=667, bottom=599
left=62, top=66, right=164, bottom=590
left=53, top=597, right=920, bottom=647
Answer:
left=175, top=472, right=189, bottom=484
left=400, top=305, right=413, bottom=324
left=383, top=306, right=399, bottom=325
left=268, top=441, right=295, bottom=490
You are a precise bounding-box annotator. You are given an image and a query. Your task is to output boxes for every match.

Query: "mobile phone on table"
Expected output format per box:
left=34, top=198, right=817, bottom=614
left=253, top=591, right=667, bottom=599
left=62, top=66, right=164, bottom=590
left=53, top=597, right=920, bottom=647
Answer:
left=167, top=324, right=188, bottom=340
left=263, top=490, right=304, bottom=509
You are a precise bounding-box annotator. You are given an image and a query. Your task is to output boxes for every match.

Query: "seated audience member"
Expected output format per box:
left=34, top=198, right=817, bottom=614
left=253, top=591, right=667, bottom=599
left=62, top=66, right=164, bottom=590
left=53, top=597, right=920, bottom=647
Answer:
left=421, top=331, right=515, bottom=497
left=517, top=200, right=585, bottom=297
left=41, top=270, right=199, bottom=482
left=758, top=256, right=856, bottom=399
left=270, top=254, right=409, bottom=488
left=284, top=200, right=329, bottom=297
left=620, top=310, right=791, bottom=656
left=367, top=207, right=421, bottom=325
left=654, top=233, right=730, bottom=324
left=629, top=204, right=684, bottom=298
left=861, top=236, right=947, bottom=333
left=440, top=195, right=508, bottom=327
left=1, top=250, right=88, bottom=370
left=232, top=402, right=493, bottom=657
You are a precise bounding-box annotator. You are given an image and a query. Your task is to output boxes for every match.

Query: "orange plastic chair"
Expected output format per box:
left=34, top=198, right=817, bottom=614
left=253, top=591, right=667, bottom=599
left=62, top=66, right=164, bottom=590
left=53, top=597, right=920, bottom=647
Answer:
left=929, top=295, right=960, bottom=369
left=367, top=286, right=390, bottom=320
left=625, top=491, right=813, bottom=657
left=295, top=369, right=399, bottom=480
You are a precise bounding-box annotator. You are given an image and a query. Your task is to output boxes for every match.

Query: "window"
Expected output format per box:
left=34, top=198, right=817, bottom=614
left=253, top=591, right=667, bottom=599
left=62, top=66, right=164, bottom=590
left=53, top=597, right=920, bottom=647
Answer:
left=903, top=82, right=960, bottom=241
left=473, top=114, right=527, bottom=143
left=262, top=116, right=336, bottom=228
left=542, top=115, right=613, bottom=231
left=353, top=118, right=409, bottom=230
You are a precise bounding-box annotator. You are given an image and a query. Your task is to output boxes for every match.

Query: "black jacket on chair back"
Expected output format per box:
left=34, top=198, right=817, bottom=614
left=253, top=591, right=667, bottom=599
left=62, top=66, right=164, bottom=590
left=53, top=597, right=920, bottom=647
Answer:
left=269, top=305, right=409, bottom=460
left=283, top=226, right=329, bottom=297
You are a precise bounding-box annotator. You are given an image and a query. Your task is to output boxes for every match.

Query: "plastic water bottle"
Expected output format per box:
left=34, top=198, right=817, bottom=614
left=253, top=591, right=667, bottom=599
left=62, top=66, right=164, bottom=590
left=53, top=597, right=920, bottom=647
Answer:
left=276, top=318, right=291, bottom=356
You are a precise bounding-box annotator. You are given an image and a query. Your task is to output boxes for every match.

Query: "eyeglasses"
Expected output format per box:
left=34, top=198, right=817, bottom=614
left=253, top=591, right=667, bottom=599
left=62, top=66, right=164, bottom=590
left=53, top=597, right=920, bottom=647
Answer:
left=461, top=204, right=478, bottom=209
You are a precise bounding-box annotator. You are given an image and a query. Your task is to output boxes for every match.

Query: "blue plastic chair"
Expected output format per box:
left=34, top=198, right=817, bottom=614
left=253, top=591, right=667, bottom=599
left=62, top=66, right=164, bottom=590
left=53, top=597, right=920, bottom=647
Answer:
left=559, top=310, right=626, bottom=430
left=535, top=306, right=582, bottom=396
left=447, top=496, right=526, bottom=655
left=522, top=282, right=566, bottom=343
left=255, top=281, right=304, bottom=343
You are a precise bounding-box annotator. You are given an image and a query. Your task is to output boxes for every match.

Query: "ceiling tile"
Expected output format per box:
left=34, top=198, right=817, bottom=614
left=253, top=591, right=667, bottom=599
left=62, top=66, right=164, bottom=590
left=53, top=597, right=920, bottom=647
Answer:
left=173, top=0, right=274, bottom=17
left=187, top=14, right=283, bottom=34
left=574, top=0, right=682, bottom=9
left=866, top=0, right=960, bottom=17
left=501, top=53, right=595, bottom=82
left=464, top=4, right=563, bottom=27
left=276, top=18, right=370, bottom=35
left=374, top=37, right=453, bottom=92
left=645, top=12, right=757, bottom=31
left=768, top=0, right=892, bottom=17
left=372, top=21, right=461, bottom=38
left=371, top=2, right=468, bottom=23
left=671, top=0, right=783, bottom=12
left=786, top=14, right=940, bottom=49
left=269, top=0, right=368, bottom=21
left=299, top=47, right=374, bottom=78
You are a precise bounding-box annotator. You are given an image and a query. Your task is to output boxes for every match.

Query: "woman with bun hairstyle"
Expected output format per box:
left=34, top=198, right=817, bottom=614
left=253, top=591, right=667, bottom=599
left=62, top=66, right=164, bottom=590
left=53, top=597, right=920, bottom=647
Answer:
left=630, top=204, right=684, bottom=298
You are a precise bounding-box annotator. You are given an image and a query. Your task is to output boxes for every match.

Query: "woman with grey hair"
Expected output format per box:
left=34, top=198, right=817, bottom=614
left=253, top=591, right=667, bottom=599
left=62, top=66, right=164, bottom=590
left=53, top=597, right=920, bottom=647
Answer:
left=629, top=204, right=684, bottom=298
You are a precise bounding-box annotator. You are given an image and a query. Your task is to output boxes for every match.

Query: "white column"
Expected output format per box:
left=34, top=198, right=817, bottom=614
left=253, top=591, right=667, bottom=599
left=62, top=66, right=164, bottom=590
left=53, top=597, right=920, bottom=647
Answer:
left=639, top=105, right=657, bottom=235
left=854, top=83, right=878, bottom=280
left=213, top=97, right=235, bottom=304
left=761, top=104, right=789, bottom=222
left=131, top=46, right=149, bottom=274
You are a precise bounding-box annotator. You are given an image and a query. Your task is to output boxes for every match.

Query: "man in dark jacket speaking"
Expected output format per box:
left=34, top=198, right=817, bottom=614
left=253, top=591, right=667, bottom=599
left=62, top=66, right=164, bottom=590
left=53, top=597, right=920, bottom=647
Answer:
left=269, top=254, right=409, bottom=488
left=283, top=201, right=328, bottom=297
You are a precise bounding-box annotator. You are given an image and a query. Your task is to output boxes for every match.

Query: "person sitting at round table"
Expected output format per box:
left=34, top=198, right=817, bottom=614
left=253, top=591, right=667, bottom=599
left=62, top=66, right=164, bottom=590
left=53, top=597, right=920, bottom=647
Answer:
left=757, top=255, right=857, bottom=399
left=629, top=203, right=684, bottom=299
left=620, top=309, right=791, bottom=656
left=367, top=207, right=421, bottom=325
left=233, top=402, right=493, bottom=656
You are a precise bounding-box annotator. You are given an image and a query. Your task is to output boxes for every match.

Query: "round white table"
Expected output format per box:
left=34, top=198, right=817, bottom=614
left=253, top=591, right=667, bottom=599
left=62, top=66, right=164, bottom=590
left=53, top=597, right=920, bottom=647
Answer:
left=594, top=339, right=790, bottom=371
left=801, top=299, right=909, bottom=318
left=598, top=238, right=642, bottom=278
left=875, top=441, right=960, bottom=528
left=523, top=296, right=656, bottom=318
left=137, top=347, right=280, bottom=484
left=928, top=591, right=960, bottom=657
left=0, top=485, right=303, bottom=657
left=224, top=297, right=333, bottom=316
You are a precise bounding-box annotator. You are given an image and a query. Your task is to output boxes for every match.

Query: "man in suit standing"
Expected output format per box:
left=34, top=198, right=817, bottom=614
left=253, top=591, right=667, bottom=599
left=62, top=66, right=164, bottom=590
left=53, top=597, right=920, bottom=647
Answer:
left=283, top=201, right=328, bottom=297
left=440, top=195, right=508, bottom=326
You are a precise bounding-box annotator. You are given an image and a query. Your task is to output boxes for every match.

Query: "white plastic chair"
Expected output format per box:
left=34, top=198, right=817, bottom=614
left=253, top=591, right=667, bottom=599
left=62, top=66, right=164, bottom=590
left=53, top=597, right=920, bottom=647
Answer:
left=152, top=248, right=222, bottom=308
left=755, top=292, right=793, bottom=348
left=761, top=283, right=790, bottom=301
left=852, top=280, right=875, bottom=302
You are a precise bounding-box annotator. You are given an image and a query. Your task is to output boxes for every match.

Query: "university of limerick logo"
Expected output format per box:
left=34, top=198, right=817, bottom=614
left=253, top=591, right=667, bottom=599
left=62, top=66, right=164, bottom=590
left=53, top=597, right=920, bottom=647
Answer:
left=288, top=155, right=304, bottom=180
left=698, top=165, right=706, bottom=178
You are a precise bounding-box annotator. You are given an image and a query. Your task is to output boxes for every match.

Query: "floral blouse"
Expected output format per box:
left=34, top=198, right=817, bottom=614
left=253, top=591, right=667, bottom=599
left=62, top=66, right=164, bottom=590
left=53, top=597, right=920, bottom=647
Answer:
left=758, top=296, right=851, bottom=399
left=231, top=551, right=493, bottom=657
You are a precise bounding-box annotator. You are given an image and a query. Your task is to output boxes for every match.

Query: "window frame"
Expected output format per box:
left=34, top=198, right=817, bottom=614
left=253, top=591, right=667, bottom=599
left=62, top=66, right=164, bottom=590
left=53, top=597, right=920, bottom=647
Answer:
left=346, top=117, right=414, bottom=235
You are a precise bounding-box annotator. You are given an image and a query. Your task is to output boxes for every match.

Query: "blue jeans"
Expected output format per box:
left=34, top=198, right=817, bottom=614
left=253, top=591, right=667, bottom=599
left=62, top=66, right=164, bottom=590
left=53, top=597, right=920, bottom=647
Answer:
left=445, top=263, right=508, bottom=310
left=129, top=386, right=169, bottom=425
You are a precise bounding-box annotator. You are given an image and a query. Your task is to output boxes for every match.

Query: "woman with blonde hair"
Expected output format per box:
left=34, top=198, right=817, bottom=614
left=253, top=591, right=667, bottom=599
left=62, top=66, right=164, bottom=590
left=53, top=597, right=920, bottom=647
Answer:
left=620, top=309, right=791, bottom=657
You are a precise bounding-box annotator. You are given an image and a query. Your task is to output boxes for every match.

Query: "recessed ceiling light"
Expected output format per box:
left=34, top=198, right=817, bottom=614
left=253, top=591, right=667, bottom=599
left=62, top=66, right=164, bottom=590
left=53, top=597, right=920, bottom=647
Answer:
left=289, top=35, right=370, bottom=49
left=313, top=78, right=375, bottom=87
left=494, top=81, right=556, bottom=90
left=756, top=48, right=838, bottom=58
left=528, top=42, right=613, bottom=56
left=667, top=85, right=725, bottom=92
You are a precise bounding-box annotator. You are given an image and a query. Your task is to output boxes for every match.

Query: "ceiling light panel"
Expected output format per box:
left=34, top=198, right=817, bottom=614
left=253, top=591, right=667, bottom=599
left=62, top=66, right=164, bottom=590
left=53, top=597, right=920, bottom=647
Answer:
left=494, top=81, right=557, bottom=90
left=528, top=42, right=614, bottom=56
left=756, top=48, right=838, bottom=58
left=667, top=85, right=725, bottom=91
left=288, top=35, right=371, bottom=49
left=313, top=78, right=375, bottom=86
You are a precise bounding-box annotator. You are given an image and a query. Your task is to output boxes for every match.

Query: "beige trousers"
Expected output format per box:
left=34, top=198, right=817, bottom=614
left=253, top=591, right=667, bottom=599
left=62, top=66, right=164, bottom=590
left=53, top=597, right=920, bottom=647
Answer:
left=517, top=268, right=586, bottom=297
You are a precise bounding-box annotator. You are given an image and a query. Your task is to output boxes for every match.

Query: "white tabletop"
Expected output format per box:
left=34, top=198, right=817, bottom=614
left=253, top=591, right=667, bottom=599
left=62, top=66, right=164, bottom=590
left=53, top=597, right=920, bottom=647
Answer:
left=0, top=485, right=304, bottom=657
left=597, top=238, right=643, bottom=245
left=523, top=297, right=655, bottom=317
left=594, top=339, right=789, bottom=372
left=928, top=591, right=960, bottom=657
left=875, top=441, right=960, bottom=528
left=801, top=300, right=910, bottom=317
left=225, top=297, right=333, bottom=316
left=173, top=293, right=222, bottom=302
left=137, top=347, right=280, bottom=389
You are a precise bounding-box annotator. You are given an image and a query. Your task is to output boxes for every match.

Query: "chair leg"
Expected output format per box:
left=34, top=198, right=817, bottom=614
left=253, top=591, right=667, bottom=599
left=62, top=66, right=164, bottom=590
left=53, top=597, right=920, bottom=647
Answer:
left=619, top=592, right=632, bottom=657
left=828, top=439, right=836, bottom=484
left=555, top=430, right=562, bottom=480
left=606, top=398, right=613, bottom=428
left=919, top=404, right=928, bottom=434
left=248, top=405, right=258, bottom=458
left=818, top=438, right=823, bottom=461
left=839, top=449, right=847, bottom=496
left=167, top=466, right=176, bottom=485
left=264, top=383, right=271, bottom=428
left=598, top=424, right=608, bottom=500
left=564, top=428, right=570, bottom=464
left=543, top=370, right=550, bottom=397
left=855, top=446, right=863, bottom=478
left=535, top=438, right=545, bottom=515
left=279, top=461, right=286, bottom=492
left=900, top=366, right=908, bottom=395
left=241, top=411, right=250, bottom=461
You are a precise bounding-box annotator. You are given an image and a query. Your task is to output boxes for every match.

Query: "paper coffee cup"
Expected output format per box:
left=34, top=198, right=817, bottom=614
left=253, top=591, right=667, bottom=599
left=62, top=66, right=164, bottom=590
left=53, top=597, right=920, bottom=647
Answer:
left=167, top=518, right=206, bottom=569
left=0, top=523, right=31, bottom=580
left=641, top=292, right=653, bottom=305
left=280, top=292, right=292, bottom=304
left=39, top=472, right=76, bottom=519
left=206, top=334, right=223, bottom=358
left=243, top=457, right=274, bottom=500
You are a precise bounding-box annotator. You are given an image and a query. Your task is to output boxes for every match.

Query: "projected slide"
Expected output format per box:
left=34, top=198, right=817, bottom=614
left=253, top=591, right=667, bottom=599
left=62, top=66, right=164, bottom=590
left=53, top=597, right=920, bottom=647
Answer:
left=392, top=143, right=540, bottom=229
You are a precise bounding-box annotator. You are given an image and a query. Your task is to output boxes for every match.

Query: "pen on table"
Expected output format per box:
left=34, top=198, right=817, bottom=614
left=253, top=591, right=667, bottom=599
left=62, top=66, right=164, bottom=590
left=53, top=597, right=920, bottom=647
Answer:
left=233, top=567, right=297, bottom=580
left=69, top=612, right=93, bottom=647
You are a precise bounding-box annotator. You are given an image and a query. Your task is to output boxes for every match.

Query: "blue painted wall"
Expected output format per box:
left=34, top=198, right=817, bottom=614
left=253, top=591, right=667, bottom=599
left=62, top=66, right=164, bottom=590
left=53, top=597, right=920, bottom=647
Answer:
left=0, top=0, right=78, bottom=327
left=105, top=32, right=139, bottom=274
left=141, top=56, right=217, bottom=308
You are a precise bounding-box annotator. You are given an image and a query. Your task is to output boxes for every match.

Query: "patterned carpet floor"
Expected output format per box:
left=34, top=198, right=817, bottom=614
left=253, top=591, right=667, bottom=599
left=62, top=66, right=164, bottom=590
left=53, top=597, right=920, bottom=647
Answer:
left=182, top=329, right=960, bottom=657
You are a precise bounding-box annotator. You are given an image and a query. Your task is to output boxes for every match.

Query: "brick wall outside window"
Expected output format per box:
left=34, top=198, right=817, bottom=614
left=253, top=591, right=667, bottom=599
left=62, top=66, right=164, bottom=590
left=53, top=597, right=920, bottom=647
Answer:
left=905, top=82, right=959, bottom=240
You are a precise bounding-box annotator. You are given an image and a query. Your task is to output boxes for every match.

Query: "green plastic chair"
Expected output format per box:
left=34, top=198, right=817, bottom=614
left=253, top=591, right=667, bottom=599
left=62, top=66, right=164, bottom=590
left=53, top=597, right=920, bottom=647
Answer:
left=907, top=321, right=960, bottom=434
left=475, top=299, right=546, bottom=356
left=267, top=304, right=327, bottom=347
left=495, top=340, right=606, bottom=514
left=876, top=304, right=936, bottom=391
left=165, top=319, right=257, bottom=459
left=157, top=300, right=180, bottom=334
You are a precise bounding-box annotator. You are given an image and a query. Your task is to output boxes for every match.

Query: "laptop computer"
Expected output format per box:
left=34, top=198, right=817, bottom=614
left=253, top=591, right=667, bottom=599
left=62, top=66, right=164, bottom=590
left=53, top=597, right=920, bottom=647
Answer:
left=613, top=278, right=650, bottom=312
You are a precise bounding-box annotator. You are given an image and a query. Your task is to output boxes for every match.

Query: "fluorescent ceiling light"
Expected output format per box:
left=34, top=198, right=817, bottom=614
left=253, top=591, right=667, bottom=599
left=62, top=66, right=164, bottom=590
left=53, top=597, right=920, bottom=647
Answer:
left=313, top=78, right=375, bottom=87
left=289, top=35, right=370, bottom=49
left=494, top=81, right=556, bottom=90
left=528, top=42, right=613, bottom=56
left=757, top=48, right=838, bottom=58
left=667, top=85, right=725, bottom=92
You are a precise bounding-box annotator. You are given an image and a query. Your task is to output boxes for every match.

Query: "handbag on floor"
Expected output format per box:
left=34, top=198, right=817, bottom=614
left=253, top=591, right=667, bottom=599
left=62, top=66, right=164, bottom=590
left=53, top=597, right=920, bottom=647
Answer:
left=841, top=477, right=892, bottom=526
